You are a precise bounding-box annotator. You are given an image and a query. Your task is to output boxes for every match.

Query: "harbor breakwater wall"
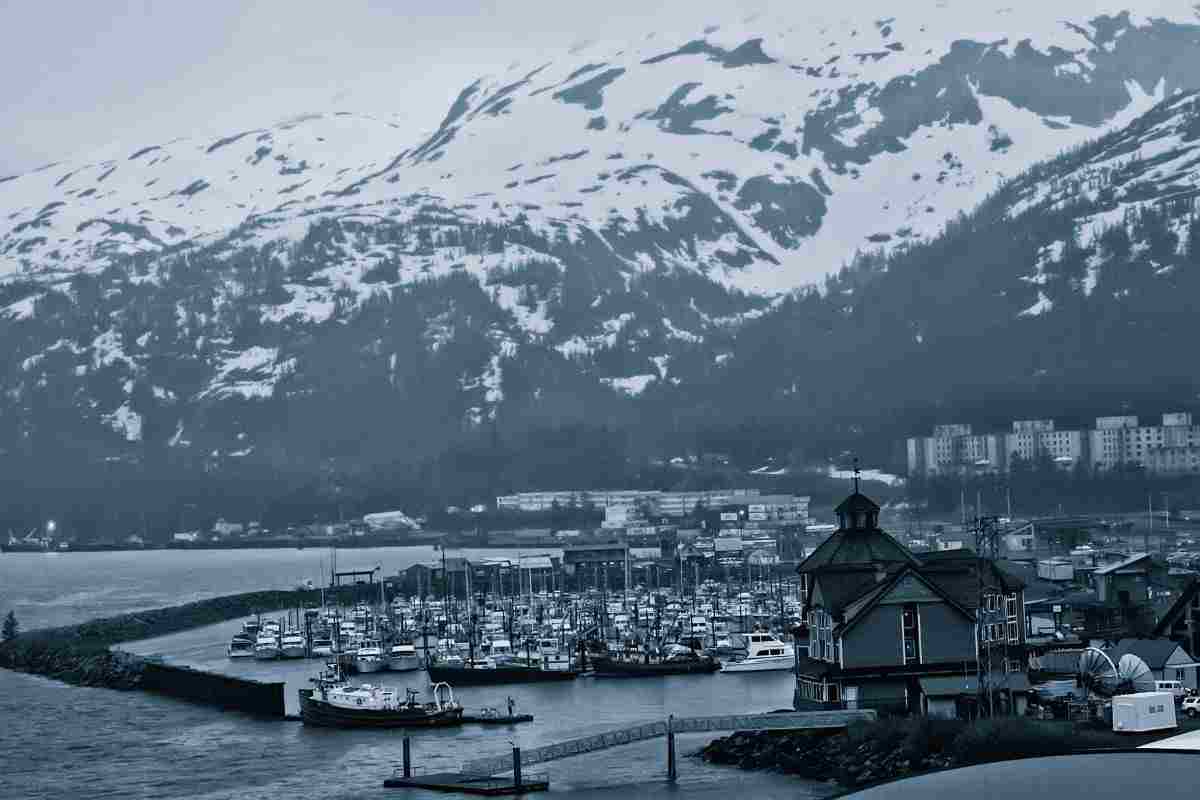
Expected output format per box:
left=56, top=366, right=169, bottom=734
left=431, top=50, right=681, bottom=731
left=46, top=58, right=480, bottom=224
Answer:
left=140, top=660, right=286, bottom=716
left=0, top=586, right=356, bottom=714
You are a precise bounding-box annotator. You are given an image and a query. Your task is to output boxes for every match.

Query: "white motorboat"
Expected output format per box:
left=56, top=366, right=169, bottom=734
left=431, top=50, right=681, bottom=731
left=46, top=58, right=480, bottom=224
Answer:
left=254, top=632, right=281, bottom=660
left=280, top=630, right=307, bottom=659
left=311, top=636, right=334, bottom=657
left=228, top=635, right=256, bottom=659
left=721, top=632, right=794, bottom=673
left=355, top=642, right=385, bottom=673
left=387, top=643, right=422, bottom=672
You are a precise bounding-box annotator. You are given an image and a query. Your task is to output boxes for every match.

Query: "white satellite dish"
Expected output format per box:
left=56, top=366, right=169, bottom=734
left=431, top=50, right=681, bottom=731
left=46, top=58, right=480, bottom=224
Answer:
left=1078, top=647, right=1156, bottom=696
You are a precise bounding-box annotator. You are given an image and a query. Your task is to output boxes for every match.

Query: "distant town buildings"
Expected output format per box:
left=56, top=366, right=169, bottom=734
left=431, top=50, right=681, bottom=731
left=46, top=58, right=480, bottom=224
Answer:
left=496, top=488, right=765, bottom=515
left=906, top=412, right=1200, bottom=477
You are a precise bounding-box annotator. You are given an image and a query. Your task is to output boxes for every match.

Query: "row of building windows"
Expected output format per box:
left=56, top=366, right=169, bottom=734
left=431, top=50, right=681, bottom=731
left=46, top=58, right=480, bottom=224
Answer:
left=981, top=621, right=1020, bottom=644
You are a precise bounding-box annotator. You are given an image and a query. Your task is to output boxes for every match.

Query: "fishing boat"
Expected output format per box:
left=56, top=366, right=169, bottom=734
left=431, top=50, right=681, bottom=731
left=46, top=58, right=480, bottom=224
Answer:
left=426, top=659, right=578, bottom=686
left=227, top=635, right=256, bottom=659
left=280, top=629, right=307, bottom=659
left=591, top=644, right=721, bottom=677
left=354, top=641, right=386, bottom=673
left=720, top=632, right=794, bottom=672
left=387, top=643, right=422, bottom=672
left=298, top=667, right=463, bottom=729
left=253, top=632, right=281, bottom=660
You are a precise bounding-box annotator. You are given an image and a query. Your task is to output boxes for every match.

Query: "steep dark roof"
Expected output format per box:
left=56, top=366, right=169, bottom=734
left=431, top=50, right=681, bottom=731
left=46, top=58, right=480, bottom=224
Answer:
left=837, top=565, right=976, bottom=634
left=834, top=491, right=880, bottom=515
left=915, top=550, right=1026, bottom=609
left=811, top=566, right=901, bottom=618
left=798, top=526, right=918, bottom=574
left=1108, top=638, right=1192, bottom=670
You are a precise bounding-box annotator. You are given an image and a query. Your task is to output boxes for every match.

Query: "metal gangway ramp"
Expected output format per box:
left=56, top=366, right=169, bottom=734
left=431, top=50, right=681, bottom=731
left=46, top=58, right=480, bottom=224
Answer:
left=460, top=709, right=876, bottom=777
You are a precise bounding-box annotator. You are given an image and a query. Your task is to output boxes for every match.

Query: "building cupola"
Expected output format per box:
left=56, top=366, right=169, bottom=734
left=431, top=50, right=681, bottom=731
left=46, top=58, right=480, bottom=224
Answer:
left=834, top=466, right=880, bottom=532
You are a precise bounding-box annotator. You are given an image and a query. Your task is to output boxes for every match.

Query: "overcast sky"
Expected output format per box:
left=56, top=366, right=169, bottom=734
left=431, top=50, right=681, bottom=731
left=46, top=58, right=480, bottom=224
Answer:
left=0, top=0, right=778, bottom=176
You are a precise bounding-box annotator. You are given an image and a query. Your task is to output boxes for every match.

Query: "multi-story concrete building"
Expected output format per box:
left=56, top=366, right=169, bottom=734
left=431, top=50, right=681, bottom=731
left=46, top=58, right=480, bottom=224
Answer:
left=909, top=411, right=1200, bottom=478
left=1090, top=413, right=1200, bottom=474
left=906, top=424, right=1007, bottom=477
left=1004, top=420, right=1088, bottom=469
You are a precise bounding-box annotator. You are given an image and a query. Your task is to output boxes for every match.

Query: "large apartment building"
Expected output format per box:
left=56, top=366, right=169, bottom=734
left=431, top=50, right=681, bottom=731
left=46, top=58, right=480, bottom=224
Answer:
left=1091, top=413, right=1200, bottom=474
left=906, top=424, right=1008, bottom=477
left=907, top=412, right=1200, bottom=477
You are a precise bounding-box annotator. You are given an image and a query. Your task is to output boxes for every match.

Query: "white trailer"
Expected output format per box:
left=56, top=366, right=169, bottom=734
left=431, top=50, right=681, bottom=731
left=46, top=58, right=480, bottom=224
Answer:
left=1113, top=691, right=1178, bottom=733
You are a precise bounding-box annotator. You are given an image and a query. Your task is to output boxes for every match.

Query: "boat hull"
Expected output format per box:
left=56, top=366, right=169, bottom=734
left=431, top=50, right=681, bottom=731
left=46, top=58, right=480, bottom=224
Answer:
left=720, top=655, right=795, bottom=672
left=298, top=690, right=464, bottom=729
left=387, top=656, right=423, bottom=672
left=591, top=657, right=721, bottom=677
left=426, top=665, right=578, bottom=685
left=280, top=645, right=307, bottom=659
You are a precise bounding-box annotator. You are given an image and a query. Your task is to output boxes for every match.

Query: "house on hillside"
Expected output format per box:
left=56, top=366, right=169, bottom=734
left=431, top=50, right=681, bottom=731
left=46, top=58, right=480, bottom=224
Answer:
left=1105, top=638, right=1200, bottom=691
left=794, top=485, right=1029, bottom=717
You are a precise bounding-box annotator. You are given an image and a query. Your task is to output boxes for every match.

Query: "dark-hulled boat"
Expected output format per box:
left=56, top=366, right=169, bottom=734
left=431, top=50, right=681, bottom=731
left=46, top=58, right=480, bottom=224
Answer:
left=299, top=668, right=463, bottom=728
left=590, top=652, right=721, bottom=678
left=426, top=662, right=578, bottom=686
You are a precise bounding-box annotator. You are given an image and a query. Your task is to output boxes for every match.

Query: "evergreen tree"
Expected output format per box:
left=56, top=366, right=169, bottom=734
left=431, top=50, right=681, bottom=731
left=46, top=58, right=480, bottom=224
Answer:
left=2, top=610, right=17, bottom=642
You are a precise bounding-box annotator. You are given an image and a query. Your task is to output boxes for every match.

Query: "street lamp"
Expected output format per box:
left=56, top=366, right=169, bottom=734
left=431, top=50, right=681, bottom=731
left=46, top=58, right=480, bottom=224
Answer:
left=46, top=520, right=56, bottom=535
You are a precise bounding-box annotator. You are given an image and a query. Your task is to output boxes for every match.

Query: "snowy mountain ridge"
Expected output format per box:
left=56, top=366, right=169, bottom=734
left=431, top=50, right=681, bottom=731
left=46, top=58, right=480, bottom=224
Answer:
left=3, top=2, right=1200, bottom=468
left=5, top=2, right=1200, bottom=293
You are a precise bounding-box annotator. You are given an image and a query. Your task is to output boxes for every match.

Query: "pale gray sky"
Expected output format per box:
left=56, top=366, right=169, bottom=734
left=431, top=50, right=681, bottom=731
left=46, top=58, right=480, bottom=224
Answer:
left=0, top=0, right=771, bottom=175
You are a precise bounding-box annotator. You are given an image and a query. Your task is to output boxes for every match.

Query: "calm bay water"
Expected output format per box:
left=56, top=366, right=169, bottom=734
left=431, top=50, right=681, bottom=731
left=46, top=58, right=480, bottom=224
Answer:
left=0, top=547, right=830, bottom=800
left=0, top=545, right=553, bottom=630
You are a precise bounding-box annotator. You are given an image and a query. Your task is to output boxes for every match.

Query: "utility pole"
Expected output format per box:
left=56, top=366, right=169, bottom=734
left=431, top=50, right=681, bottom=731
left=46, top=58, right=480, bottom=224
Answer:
left=1147, top=494, right=1153, bottom=555
left=975, top=514, right=1000, bottom=719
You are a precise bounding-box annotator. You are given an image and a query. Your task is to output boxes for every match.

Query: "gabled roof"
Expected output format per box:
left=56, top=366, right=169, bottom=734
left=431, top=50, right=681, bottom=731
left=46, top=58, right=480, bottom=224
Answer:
left=1107, top=638, right=1192, bottom=671
left=811, top=567, right=895, bottom=617
left=837, top=565, right=976, bottom=636
left=915, top=551, right=1025, bottom=609
left=1095, top=553, right=1154, bottom=575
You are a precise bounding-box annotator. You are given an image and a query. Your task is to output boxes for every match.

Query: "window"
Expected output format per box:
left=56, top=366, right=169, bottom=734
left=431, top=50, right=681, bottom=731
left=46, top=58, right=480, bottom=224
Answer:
left=903, top=604, right=920, bottom=665
left=1007, top=621, right=1019, bottom=642
left=1177, top=669, right=1186, bottom=682
left=1006, top=595, right=1018, bottom=619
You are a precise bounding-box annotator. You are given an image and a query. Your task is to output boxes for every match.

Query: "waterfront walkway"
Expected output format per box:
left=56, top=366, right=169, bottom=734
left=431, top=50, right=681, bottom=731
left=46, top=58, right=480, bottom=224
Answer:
left=460, top=709, right=876, bottom=776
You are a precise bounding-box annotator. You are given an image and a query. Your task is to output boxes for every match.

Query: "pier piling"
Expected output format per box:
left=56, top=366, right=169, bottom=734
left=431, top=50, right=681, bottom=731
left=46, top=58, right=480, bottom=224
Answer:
left=512, top=746, right=522, bottom=790
left=403, top=737, right=412, bottom=778
left=667, top=714, right=677, bottom=782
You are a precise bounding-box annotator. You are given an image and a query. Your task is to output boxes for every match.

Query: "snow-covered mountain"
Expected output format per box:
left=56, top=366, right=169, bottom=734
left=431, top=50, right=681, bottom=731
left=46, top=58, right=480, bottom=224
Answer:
left=3, top=2, right=1200, bottom=525
left=6, top=3, right=1200, bottom=290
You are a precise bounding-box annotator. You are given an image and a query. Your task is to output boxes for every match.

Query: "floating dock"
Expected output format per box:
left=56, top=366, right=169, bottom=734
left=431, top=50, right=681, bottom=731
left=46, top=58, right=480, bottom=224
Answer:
left=383, top=772, right=548, bottom=795
left=461, top=712, right=534, bottom=725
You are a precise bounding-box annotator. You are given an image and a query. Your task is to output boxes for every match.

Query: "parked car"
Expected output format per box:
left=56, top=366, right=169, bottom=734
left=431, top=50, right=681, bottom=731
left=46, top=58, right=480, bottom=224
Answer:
left=1156, top=680, right=1186, bottom=700
left=1181, top=695, right=1200, bottom=718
